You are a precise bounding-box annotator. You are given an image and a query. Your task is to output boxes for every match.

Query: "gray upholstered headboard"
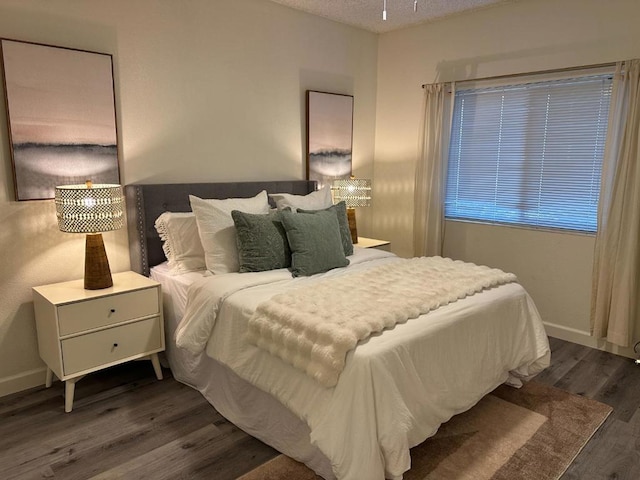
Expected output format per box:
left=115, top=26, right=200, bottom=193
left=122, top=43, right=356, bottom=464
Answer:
left=125, top=180, right=317, bottom=276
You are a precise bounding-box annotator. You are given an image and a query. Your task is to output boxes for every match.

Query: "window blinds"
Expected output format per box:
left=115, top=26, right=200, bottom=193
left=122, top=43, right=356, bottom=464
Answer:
left=445, top=73, right=613, bottom=233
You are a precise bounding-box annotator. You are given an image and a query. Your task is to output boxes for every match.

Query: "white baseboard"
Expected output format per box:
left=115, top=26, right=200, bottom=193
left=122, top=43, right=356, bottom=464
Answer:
left=543, top=321, right=638, bottom=360
left=0, top=367, right=47, bottom=398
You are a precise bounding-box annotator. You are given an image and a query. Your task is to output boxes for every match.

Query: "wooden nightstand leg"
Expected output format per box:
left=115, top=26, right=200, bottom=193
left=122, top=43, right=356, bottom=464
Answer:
left=64, top=376, right=84, bottom=413
left=65, top=380, right=76, bottom=413
left=150, top=353, right=163, bottom=380
left=45, top=368, right=54, bottom=388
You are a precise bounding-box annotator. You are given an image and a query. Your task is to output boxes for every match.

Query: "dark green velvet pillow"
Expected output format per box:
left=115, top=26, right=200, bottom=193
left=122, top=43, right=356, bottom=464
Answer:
left=280, top=209, right=349, bottom=277
left=298, top=201, right=354, bottom=256
left=231, top=210, right=291, bottom=272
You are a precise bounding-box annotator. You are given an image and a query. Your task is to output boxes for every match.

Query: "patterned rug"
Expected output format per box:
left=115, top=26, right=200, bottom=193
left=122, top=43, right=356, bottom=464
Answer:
left=238, top=381, right=612, bottom=480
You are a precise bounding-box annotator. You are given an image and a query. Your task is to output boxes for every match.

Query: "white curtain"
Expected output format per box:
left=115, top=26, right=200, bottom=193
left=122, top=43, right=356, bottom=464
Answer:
left=413, top=83, right=452, bottom=257
left=591, top=59, right=640, bottom=347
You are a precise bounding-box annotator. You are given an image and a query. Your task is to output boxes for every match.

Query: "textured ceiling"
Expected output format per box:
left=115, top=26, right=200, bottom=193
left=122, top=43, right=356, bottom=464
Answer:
left=268, top=0, right=517, bottom=33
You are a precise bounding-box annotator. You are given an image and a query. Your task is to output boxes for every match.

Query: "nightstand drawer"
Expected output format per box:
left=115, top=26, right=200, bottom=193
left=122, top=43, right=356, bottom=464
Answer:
left=58, top=287, right=159, bottom=336
left=61, top=317, right=162, bottom=375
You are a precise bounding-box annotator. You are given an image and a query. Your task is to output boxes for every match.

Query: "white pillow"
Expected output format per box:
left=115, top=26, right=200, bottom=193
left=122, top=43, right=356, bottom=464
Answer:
left=154, top=212, right=206, bottom=275
left=189, top=191, right=270, bottom=274
left=269, top=185, right=332, bottom=211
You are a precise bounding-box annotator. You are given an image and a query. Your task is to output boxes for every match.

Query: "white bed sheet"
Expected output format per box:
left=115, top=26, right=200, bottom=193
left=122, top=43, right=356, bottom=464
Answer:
left=151, top=262, right=337, bottom=477
left=162, top=249, right=550, bottom=480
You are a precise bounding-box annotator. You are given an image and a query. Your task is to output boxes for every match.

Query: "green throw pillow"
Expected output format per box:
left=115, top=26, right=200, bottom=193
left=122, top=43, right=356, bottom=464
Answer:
left=298, top=201, right=354, bottom=256
left=280, top=209, right=349, bottom=277
left=231, top=210, right=291, bottom=272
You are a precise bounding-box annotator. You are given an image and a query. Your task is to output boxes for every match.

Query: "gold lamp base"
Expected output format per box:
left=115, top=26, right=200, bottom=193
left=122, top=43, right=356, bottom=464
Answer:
left=347, top=207, right=358, bottom=244
left=84, top=233, right=113, bottom=290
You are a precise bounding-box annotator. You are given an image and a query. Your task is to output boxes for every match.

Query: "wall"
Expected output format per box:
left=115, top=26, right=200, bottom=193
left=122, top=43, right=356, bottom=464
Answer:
left=0, top=0, right=378, bottom=396
left=374, top=0, right=640, bottom=355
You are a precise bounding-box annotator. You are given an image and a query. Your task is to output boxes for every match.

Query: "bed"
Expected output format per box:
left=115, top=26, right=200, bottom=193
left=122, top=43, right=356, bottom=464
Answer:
left=125, top=181, right=551, bottom=480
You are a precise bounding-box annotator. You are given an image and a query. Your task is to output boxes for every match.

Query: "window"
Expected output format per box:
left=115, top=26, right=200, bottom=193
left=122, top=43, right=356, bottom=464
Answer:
left=445, top=73, right=613, bottom=233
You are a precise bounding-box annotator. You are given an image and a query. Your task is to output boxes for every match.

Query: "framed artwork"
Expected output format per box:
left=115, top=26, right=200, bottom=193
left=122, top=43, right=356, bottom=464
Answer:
left=306, top=90, right=353, bottom=189
left=0, top=39, right=119, bottom=201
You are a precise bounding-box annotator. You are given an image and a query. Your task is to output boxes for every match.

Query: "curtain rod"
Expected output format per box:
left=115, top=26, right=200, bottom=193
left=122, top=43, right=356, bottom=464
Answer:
left=421, top=61, right=618, bottom=88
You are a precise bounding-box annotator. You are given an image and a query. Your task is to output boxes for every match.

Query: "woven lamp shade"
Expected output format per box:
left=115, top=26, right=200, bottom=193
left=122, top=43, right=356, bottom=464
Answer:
left=331, top=178, right=372, bottom=208
left=55, top=184, right=124, bottom=233
left=332, top=178, right=372, bottom=243
left=55, top=183, right=124, bottom=290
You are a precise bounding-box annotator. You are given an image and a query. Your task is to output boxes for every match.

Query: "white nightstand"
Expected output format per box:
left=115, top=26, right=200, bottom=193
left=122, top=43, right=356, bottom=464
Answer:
left=32, top=271, right=165, bottom=412
left=354, top=237, right=391, bottom=251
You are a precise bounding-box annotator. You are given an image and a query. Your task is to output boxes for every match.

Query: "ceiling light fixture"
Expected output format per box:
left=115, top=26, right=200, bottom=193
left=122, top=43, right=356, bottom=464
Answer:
left=383, top=0, right=422, bottom=20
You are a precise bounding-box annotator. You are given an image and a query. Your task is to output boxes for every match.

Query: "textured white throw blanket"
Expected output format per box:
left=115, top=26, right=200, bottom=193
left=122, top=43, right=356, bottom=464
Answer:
left=246, top=256, right=517, bottom=387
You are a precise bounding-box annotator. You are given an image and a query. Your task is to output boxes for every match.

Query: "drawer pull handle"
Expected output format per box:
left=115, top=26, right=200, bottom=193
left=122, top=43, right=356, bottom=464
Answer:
left=111, top=343, right=119, bottom=351
left=113, top=343, right=118, bottom=347
left=110, top=309, right=116, bottom=313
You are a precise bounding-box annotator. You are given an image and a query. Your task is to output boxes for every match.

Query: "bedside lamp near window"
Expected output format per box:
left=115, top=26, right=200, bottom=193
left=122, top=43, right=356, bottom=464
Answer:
left=55, top=181, right=124, bottom=290
left=332, top=176, right=372, bottom=243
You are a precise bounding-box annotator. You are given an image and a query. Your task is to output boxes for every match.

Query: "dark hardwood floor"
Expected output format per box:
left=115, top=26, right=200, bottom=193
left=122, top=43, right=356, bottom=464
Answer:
left=1, top=338, right=639, bottom=479
left=0, top=362, right=278, bottom=480
left=539, top=338, right=640, bottom=480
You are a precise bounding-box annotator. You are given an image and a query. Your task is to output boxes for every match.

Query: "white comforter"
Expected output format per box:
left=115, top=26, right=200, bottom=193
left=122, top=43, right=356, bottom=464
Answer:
left=247, top=257, right=517, bottom=387
left=176, top=249, right=550, bottom=480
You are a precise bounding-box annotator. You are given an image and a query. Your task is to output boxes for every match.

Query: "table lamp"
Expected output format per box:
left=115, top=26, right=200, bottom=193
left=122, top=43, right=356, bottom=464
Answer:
left=332, top=176, right=372, bottom=243
left=55, top=181, right=124, bottom=290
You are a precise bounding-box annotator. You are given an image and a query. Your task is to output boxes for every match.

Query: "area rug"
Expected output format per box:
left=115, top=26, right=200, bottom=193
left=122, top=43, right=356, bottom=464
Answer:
left=238, top=381, right=612, bottom=480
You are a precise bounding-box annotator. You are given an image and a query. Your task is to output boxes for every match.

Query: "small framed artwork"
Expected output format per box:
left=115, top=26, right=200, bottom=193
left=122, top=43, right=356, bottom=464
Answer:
left=306, top=90, right=353, bottom=189
left=0, top=39, right=119, bottom=201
